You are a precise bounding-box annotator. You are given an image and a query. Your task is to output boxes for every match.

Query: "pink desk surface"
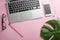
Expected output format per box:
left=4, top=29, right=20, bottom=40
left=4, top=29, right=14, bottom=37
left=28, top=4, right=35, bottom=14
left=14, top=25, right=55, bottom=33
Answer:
left=0, top=0, right=60, bottom=40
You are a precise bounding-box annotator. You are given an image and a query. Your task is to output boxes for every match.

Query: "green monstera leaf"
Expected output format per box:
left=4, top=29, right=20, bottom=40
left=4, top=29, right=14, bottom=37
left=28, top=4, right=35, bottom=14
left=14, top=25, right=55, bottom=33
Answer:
left=40, top=20, right=60, bottom=40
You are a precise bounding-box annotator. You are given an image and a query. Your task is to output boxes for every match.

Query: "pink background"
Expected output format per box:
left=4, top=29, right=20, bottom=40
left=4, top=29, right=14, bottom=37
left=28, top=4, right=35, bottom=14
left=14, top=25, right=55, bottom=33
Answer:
left=0, top=0, right=60, bottom=40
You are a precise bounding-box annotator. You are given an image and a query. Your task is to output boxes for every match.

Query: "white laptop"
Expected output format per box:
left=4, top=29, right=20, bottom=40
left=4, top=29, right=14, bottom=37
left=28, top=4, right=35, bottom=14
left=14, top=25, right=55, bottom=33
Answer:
left=6, top=0, right=44, bottom=23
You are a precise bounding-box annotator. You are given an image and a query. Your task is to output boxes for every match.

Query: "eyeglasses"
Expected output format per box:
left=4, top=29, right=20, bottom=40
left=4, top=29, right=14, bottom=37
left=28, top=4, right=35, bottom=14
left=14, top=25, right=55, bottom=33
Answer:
left=1, top=14, right=6, bottom=31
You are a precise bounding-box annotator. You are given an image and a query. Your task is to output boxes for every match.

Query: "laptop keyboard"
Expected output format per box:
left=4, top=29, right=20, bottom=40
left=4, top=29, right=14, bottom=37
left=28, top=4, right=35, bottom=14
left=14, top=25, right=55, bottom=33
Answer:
left=8, top=0, right=40, bottom=14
